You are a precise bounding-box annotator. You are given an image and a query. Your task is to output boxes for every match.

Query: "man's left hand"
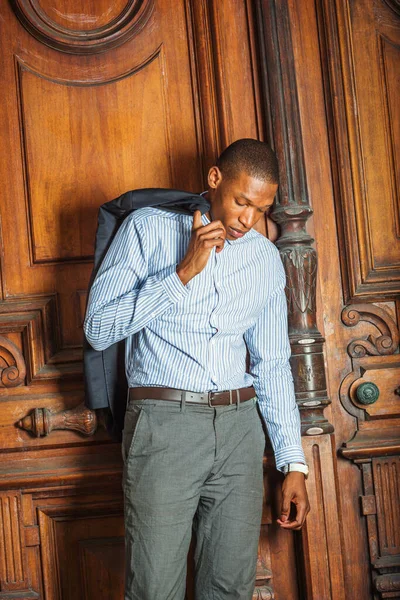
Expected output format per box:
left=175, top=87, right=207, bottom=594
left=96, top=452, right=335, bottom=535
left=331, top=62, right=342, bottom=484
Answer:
left=277, top=472, right=310, bottom=530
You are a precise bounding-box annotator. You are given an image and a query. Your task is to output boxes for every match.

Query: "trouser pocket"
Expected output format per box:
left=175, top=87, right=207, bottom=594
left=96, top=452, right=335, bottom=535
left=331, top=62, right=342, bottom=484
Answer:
left=121, top=404, right=146, bottom=463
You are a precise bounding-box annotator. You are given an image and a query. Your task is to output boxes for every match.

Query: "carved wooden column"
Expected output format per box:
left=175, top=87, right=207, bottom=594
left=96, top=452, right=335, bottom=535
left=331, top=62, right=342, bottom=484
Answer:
left=255, top=1, right=345, bottom=599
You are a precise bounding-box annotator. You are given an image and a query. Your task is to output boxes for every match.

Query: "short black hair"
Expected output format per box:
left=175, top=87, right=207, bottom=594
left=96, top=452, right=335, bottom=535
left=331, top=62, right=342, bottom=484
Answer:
left=216, top=138, right=279, bottom=184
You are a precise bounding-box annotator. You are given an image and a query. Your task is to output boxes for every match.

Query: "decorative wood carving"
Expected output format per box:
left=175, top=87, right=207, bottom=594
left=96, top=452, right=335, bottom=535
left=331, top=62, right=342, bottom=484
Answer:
left=252, top=586, right=273, bottom=599
left=10, top=0, right=154, bottom=54
left=0, top=492, right=27, bottom=592
left=356, top=459, right=400, bottom=598
left=0, top=335, right=26, bottom=387
left=255, top=0, right=333, bottom=438
left=0, top=296, right=82, bottom=384
left=17, top=402, right=97, bottom=437
left=342, top=304, right=399, bottom=356
left=254, top=556, right=273, bottom=599
left=341, top=300, right=400, bottom=596
left=340, top=303, right=400, bottom=420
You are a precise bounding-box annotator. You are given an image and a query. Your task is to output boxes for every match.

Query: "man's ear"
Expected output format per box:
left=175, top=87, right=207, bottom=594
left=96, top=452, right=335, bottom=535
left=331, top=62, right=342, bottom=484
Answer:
left=207, top=166, right=222, bottom=190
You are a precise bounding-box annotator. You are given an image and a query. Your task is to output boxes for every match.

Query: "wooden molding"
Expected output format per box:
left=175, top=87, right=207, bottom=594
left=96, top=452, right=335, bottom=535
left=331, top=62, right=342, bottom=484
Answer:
left=0, top=491, right=28, bottom=592
left=383, top=0, right=400, bottom=17
left=315, top=0, right=400, bottom=302
left=10, top=0, right=154, bottom=54
left=0, top=296, right=83, bottom=385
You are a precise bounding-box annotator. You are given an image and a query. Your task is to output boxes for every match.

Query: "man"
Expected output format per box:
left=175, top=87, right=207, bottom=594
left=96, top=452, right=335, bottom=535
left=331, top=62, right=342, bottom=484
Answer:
left=84, top=138, right=310, bottom=600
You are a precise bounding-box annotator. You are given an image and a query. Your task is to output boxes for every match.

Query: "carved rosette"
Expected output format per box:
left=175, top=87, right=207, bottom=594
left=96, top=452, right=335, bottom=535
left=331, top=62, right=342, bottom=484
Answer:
left=0, top=336, right=26, bottom=387
left=10, top=0, right=154, bottom=54
left=17, top=403, right=97, bottom=437
left=273, top=207, right=332, bottom=436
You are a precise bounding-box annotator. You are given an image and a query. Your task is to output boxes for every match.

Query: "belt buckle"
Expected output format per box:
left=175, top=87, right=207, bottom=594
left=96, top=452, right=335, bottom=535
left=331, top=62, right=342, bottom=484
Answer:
left=208, top=390, right=234, bottom=407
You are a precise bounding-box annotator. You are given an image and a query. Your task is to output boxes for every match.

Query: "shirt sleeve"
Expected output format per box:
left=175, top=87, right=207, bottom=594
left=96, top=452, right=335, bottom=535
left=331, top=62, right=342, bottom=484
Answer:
left=83, top=215, right=190, bottom=351
left=243, top=252, right=306, bottom=472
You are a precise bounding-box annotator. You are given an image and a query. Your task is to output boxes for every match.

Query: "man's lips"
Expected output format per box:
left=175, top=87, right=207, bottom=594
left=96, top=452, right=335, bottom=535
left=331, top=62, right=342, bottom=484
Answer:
left=228, top=226, right=247, bottom=238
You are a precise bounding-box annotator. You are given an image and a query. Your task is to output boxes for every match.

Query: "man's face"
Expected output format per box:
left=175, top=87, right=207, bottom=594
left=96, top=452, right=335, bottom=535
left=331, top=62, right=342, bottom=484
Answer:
left=207, top=167, right=278, bottom=240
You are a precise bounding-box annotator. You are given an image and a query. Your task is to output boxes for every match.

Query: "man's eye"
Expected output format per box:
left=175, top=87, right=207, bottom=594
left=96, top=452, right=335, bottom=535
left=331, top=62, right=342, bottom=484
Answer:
left=235, top=199, right=246, bottom=207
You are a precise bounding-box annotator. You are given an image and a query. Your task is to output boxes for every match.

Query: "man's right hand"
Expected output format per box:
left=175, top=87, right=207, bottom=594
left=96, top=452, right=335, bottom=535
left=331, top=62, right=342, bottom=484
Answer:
left=176, top=210, right=226, bottom=286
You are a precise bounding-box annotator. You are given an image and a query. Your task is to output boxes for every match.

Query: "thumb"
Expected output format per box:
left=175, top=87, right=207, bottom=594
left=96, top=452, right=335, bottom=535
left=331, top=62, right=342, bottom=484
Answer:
left=192, top=210, right=202, bottom=230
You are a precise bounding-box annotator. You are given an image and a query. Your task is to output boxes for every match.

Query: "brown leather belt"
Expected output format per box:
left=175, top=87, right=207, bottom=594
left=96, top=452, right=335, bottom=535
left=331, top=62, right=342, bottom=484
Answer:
left=129, top=386, right=256, bottom=407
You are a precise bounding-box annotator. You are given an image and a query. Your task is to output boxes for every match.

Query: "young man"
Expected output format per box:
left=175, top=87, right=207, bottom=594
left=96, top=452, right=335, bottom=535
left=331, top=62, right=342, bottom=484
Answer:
left=84, top=138, right=310, bottom=600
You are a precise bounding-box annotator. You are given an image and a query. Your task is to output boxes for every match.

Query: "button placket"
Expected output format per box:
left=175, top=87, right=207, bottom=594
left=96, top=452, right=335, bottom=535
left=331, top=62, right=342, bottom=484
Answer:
left=208, top=249, right=223, bottom=385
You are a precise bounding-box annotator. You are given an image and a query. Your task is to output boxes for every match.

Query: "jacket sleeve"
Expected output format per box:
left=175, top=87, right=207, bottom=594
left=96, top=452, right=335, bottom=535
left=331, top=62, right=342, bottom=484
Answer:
left=84, top=215, right=190, bottom=351
left=243, top=255, right=306, bottom=471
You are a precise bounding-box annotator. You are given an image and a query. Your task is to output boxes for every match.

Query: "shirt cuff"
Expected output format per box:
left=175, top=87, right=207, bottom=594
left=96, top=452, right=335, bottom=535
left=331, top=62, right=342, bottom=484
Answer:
left=274, top=445, right=307, bottom=472
left=156, top=264, right=191, bottom=303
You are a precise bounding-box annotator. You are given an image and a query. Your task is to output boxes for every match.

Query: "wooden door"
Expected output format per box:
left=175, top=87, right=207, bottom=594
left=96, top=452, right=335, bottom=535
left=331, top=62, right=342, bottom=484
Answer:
left=0, top=1, right=295, bottom=598
left=281, top=0, right=400, bottom=598
left=1, top=1, right=398, bottom=599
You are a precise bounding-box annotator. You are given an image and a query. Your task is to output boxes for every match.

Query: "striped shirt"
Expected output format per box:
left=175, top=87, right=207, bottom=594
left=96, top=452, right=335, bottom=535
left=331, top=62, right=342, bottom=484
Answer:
left=84, top=206, right=305, bottom=470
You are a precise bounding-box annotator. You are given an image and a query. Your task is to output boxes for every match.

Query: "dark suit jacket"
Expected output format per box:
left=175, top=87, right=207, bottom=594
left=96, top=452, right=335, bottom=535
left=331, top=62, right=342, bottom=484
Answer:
left=84, top=188, right=210, bottom=439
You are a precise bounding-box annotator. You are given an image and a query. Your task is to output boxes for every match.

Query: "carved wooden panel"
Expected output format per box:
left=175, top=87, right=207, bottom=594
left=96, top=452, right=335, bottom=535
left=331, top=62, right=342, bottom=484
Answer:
left=38, top=502, right=124, bottom=599
left=359, top=458, right=400, bottom=598
left=18, top=53, right=174, bottom=264
left=340, top=303, right=400, bottom=422
left=0, top=0, right=208, bottom=451
left=0, top=492, right=27, bottom=593
left=10, top=0, right=154, bottom=54
left=340, top=301, right=400, bottom=596
left=321, top=0, right=400, bottom=301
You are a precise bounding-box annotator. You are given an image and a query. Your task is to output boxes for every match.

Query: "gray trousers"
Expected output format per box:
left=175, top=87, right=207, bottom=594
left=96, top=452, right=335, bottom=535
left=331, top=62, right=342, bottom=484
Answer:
left=122, top=397, right=265, bottom=600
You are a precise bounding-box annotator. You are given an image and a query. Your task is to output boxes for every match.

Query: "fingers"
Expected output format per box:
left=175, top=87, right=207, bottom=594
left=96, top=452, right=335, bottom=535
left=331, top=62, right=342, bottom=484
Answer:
left=277, top=518, right=303, bottom=530
left=193, top=217, right=226, bottom=255
left=192, top=213, right=226, bottom=236
left=198, top=229, right=225, bottom=241
left=192, top=210, right=203, bottom=230
left=277, top=499, right=310, bottom=530
left=279, top=496, right=291, bottom=524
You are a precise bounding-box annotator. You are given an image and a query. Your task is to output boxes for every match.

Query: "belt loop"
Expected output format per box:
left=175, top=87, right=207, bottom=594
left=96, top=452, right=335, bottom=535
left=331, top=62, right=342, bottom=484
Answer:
left=229, top=390, right=233, bottom=405
left=236, top=389, right=240, bottom=411
left=180, top=391, right=186, bottom=413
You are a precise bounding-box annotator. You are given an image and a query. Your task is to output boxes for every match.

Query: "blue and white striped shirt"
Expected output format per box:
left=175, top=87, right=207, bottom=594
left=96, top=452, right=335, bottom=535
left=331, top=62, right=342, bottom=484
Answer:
left=84, top=207, right=305, bottom=470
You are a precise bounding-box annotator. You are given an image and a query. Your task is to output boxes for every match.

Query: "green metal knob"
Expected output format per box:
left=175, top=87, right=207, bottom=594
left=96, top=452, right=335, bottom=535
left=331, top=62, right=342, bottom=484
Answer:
left=356, top=382, right=379, bottom=405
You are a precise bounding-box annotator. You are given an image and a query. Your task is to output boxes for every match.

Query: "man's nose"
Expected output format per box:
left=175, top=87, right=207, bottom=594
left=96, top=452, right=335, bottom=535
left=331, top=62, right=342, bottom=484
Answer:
left=239, top=208, right=257, bottom=229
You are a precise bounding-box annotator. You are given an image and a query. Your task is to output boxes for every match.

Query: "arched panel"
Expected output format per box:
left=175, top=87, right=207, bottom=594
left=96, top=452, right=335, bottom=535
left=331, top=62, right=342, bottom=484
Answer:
left=10, top=0, right=154, bottom=54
